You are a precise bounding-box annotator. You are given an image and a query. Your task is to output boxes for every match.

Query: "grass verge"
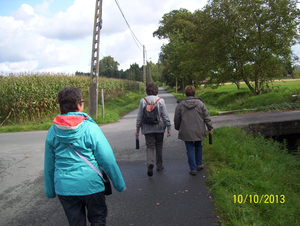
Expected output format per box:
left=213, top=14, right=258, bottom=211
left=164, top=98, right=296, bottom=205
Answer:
left=203, top=127, right=300, bottom=225
left=94, top=91, right=145, bottom=124
left=165, top=80, right=300, bottom=116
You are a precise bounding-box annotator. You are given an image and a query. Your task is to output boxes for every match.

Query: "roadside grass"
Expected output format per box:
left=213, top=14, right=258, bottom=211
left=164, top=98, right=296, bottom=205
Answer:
left=165, top=80, right=300, bottom=116
left=202, top=127, right=300, bottom=225
left=0, top=90, right=144, bottom=133
left=94, top=91, right=145, bottom=124
left=0, top=120, right=55, bottom=133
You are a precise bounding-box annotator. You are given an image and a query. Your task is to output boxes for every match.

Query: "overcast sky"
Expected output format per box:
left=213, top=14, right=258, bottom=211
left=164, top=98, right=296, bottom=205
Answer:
left=0, top=0, right=208, bottom=74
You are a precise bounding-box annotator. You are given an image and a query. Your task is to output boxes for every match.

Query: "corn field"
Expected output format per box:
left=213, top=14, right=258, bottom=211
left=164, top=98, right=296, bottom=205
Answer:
left=0, top=73, right=141, bottom=125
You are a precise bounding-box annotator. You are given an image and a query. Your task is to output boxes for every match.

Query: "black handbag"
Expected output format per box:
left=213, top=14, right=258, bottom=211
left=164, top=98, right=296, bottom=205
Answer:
left=101, top=169, right=112, bottom=196
left=69, top=144, right=112, bottom=196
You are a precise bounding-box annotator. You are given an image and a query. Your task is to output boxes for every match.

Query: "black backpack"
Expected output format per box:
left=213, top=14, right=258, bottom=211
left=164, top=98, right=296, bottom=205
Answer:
left=142, top=98, right=161, bottom=124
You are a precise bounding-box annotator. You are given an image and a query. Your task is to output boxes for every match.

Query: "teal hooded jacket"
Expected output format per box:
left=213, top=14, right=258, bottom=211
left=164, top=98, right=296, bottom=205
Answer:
left=44, top=112, right=126, bottom=198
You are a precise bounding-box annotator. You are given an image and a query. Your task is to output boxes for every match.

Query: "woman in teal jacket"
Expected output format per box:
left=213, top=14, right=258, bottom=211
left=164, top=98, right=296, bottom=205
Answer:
left=44, top=87, right=126, bottom=226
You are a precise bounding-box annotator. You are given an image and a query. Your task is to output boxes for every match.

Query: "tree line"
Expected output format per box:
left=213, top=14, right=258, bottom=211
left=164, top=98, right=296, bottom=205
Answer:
left=153, top=0, right=300, bottom=95
left=76, top=56, right=164, bottom=87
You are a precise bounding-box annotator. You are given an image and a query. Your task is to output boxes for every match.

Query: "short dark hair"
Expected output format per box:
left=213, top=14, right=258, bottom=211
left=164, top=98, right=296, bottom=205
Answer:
left=146, top=82, right=158, bottom=95
left=185, top=85, right=195, bottom=96
left=58, top=87, right=82, bottom=114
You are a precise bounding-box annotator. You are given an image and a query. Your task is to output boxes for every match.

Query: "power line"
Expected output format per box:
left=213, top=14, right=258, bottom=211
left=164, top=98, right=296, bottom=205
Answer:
left=114, top=0, right=143, bottom=51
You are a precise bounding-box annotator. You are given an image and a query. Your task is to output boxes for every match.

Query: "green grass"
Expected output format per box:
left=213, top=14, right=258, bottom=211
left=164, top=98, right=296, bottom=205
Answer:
left=0, top=120, right=54, bottom=133
left=166, top=80, right=300, bottom=116
left=94, top=91, right=145, bottom=124
left=203, top=127, right=300, bottom=225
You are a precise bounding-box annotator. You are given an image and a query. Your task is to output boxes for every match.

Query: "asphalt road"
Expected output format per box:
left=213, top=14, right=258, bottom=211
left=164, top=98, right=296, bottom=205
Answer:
left=1, top=88, right=300, bottom=226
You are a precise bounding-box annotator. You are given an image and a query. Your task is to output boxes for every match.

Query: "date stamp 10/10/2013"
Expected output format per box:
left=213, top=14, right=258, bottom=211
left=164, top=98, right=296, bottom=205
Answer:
left=233, top=194, right=285, bottom=204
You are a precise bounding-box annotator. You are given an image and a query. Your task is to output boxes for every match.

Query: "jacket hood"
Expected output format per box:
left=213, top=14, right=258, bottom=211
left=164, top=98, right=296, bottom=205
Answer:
left=180, top=97, right=203, bottom=109
left=52, top=112, right=95, bottom=144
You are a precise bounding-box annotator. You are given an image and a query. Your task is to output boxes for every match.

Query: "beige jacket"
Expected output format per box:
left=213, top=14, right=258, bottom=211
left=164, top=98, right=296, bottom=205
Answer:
left=174, top=96, right=213, bottom=141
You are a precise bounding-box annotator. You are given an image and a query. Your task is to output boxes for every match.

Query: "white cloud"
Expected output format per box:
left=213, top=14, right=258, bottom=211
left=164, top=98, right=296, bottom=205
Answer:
left=34, top=1, right=52, bottom=17
left=0, top=0, right=208, bottom=73
left=0, top=61, right=38, bottom=73
left=0, top=2, right=86, bottom=73
left=0, top=14, right=44, bottom=63
left=37, top=43, right=81, bottom=69
left=11, top=4, right=36, bottom=22
left=39, top=0, right=94, bottom=40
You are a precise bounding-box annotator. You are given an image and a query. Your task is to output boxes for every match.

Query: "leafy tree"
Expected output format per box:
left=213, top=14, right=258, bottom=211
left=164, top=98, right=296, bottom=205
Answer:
left=147, top=61, right=162, bottom=84
left=99, top=56, right=120, bottom=78
left=154, top=0, right=300, bottom=95
left=153, top=8, right=195, bottom=39
left=154, top=9, right=204, bottom=89
left=125, top=63, right=143, bottom=81
left=203, top=0, right=300, bottom=94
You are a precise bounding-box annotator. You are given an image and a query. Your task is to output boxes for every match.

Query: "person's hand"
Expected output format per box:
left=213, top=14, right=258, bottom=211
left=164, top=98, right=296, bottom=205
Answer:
left=167, top=130, right=171, bottom=137
left=135, top=131, right=139, bottom=138
left=209, top=129, right=213, bottom=135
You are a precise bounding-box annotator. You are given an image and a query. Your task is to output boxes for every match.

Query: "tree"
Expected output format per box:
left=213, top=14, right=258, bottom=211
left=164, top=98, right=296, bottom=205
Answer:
left=147, top=61, right=162, bottom=85
left=154, top=0, right=300, bottom=94
left=99, top=56, right=120, bottom=78
left=153, top=8, right=195, bottom=39
left=202, top=0, right=300, bottom=94
left=125, top=63, right=143, bottom=81
left=154, top=9, right=205, bottom=89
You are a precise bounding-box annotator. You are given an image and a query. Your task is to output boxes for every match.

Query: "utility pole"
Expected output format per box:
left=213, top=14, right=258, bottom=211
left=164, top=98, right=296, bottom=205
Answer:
left=89, top=0, right=103, bottom=119
left=143, top=45, right=146, bottom=94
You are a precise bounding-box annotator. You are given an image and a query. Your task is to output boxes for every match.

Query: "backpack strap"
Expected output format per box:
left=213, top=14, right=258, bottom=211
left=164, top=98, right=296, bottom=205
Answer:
left=154, top=98, right=162, bottom=121
left=143, top=97, right=149, bottom=105
left=143, top=97, right=161, bottom=106
left=153, top=98, right=161, bottom=106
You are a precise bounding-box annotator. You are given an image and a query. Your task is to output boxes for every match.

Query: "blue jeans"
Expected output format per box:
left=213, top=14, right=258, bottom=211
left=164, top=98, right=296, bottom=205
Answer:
left=184, top=141, right=203, bottom=171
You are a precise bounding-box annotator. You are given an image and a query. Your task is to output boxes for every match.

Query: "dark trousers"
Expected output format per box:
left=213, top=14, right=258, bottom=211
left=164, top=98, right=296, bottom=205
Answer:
left=58, top=192, right=107, bottom=226
left=144, top=133, right=164, bottom=168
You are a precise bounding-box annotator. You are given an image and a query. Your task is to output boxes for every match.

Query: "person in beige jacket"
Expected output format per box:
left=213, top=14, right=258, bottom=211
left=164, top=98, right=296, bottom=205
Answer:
left=174, top=85, right=213, bottom=175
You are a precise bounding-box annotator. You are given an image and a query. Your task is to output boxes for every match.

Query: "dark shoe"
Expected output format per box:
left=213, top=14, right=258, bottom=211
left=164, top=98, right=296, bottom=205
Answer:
left=197, top=165, right=204, bottom=171
left=190, top=170, right=197, bottom=176
left=156, top=165, right=164, bottom=171
left=147, top=164, right=154, bottom=177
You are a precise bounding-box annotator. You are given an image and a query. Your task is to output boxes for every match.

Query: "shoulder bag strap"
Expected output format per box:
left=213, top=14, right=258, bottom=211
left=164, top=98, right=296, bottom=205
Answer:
left=68, top=144, right=106, bottom=182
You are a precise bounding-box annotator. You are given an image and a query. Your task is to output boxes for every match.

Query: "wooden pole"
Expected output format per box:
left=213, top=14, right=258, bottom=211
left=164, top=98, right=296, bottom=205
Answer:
left=89, top=0, right=103, bottom=119
left=143, top=45, right=146, bottom=94
left=101, top=89, right=104, bottom=118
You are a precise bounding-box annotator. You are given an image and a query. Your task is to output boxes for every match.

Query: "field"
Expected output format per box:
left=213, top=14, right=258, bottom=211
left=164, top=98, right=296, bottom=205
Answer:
left=0, top=74, right=142, bottom=129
